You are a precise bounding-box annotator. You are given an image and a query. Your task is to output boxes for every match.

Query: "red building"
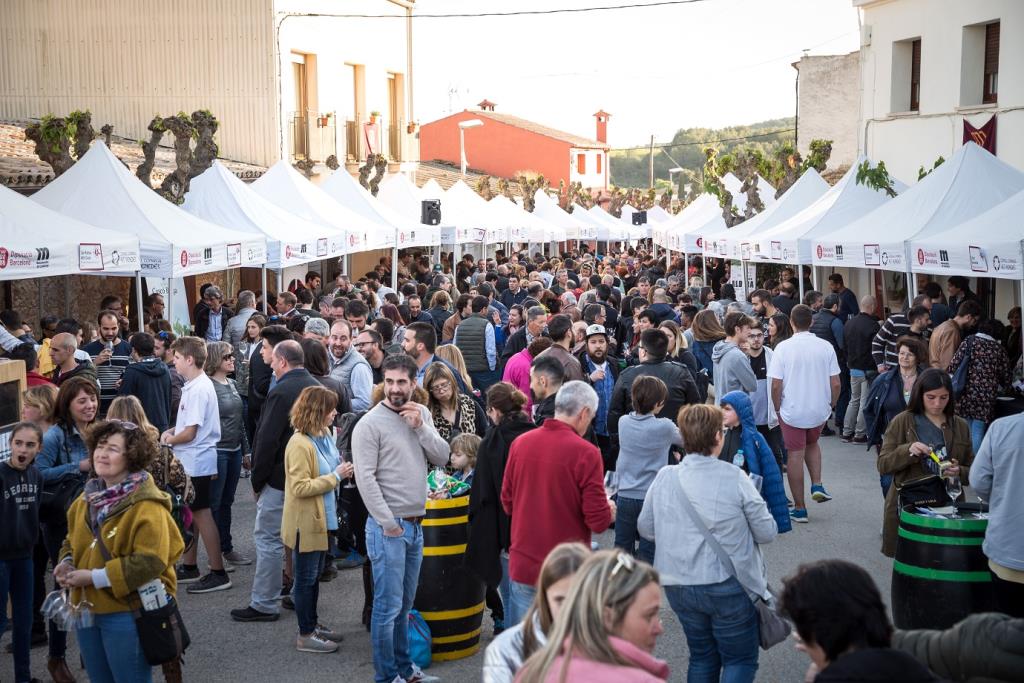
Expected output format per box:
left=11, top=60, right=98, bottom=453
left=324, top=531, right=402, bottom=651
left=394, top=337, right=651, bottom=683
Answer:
left=419, top=101, right=611, bottom=191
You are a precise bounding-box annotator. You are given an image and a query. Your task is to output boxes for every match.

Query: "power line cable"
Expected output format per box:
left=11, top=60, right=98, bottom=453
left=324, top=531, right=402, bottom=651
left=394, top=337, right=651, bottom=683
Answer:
left=610, top=127, right=795, bottom=152
left=279, top=0, right=709, bottom=19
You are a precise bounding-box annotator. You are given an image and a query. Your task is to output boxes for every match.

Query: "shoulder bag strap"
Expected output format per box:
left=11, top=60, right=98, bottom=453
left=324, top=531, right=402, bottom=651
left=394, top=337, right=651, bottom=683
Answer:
left=675, top=467, right=764, bottom=601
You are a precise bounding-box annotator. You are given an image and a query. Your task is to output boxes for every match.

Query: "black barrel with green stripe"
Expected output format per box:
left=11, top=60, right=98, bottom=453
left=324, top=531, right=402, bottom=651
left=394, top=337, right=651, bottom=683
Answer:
left=892, top=503, right=995, bottom=629
left=413, top=496, right=486, bottom=661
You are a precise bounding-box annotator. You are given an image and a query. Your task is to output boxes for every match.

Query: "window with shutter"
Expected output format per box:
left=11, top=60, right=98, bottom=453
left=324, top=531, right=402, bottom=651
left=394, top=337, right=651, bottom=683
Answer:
left=910, top=39, right=921, bottom=111
left=577, top=153, right=586, bottom=174
left=983, top=22, right=999, bottom=103
left=596, top=154, right=602, bottom=174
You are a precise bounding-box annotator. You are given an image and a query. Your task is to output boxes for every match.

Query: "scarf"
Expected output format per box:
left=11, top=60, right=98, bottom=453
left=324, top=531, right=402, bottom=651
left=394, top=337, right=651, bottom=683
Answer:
left=85, top=471, right=148, bottom=526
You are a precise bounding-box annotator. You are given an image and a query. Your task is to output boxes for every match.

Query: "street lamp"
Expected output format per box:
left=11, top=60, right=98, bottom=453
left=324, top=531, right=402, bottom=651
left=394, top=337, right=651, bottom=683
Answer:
left=459, top=119, right=484, bottom=177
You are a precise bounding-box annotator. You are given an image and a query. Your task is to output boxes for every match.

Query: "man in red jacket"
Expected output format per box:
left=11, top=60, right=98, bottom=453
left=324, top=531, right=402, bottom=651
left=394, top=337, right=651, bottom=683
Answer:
left=501, top=380, right=615, bottom=624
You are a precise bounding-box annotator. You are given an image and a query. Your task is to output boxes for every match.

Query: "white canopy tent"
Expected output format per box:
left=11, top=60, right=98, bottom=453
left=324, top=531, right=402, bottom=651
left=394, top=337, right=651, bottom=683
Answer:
left=253, top=161, right=389, bottom=256
left=586, top=205, right=631, bottom=243
left=377, top=173, right=456, bottom=247
left=34, top=143, right=267, bottom=278
left=184, top=162, right=342, bottom=270
left=445, top=181, right=509, bottom=245
left=658, top=194, right=721, bottom=252
left=618, top=205, right=653, bottom=241
left=0, top=183, right=140, bottom=280
left=647, top=205, right=673, bottom=223
left=530, top=191, right=587, bottom=241
left=813, top=143, right=1024, bottom=275
left=322, top=169, right=441, bottom=251
left=910, top=188, right=1024, bottom=281
left=489, top=196, right=567, bottom=244
left=701, top=169, right=830, bottom=261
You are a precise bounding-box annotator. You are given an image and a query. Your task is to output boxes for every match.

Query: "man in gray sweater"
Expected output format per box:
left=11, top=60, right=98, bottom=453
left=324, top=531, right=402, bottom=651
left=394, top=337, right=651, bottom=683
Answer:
left=712, top=311, right=757, bottom=401
left=353, top=354, right=450, bottom=683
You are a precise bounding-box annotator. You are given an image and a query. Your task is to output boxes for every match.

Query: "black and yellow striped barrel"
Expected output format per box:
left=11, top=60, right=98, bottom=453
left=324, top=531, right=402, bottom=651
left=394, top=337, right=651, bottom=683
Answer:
left=414, top=496, right=486, bottom=661
left=892, top=504, right=995, bottom=629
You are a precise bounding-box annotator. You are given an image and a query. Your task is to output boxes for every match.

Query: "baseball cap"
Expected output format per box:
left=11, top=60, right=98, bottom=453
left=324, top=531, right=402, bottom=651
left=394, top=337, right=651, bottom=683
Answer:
left=585, top=324, right=608, bottom=339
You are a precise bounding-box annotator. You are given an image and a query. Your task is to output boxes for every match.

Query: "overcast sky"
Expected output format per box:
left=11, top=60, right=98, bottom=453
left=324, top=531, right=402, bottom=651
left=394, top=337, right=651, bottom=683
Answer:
left=413, top=0, right=860, bottom=148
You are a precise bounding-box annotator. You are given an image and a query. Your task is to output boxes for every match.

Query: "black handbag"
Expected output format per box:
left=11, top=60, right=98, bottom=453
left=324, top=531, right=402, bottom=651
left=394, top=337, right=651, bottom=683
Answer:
left=90, top=506, right=191, bottom=665
left=40, top=430, right=85, bottom=525
left=896, top=474, right=951, bottom=508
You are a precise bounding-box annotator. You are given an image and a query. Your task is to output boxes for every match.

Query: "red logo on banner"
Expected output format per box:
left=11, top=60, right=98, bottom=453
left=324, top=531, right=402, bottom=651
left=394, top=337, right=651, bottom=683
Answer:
left=917, top=249, right=925, bottom=265
left=286, top=245, right=293, bottom=260
left=349, top=234, right=356, bottom=246
left=0, top=247, right=8, bottom=269
left=180, top=250, right=188, bottom=268
left=696, top=237, right=703, bottom=248
left=964, top=116, right=997, bottom=153
left=816, top=245, right=823, bottom=259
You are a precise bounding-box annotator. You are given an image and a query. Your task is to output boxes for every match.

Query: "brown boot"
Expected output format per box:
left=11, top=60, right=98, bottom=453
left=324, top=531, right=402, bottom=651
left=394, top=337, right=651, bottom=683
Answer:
left=161, top=657, right=184, bottom=683
left=47, top=656, right=76, bottom=683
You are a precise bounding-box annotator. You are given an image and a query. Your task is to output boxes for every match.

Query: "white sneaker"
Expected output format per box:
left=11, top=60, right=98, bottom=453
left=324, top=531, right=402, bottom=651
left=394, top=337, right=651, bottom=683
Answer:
left=406, top=663, right=441, bottom=683
left=296, top=632, right=339, bottom=653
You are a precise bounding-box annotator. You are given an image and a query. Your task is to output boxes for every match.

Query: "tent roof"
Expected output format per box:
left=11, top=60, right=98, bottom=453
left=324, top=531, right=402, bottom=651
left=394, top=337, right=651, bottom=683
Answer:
left=252, top=161, right=391, bottom=255
left=660, top=194, right=723, bottom=252
left=184, top=162, right=342, bottom=269
left=33, top=143, right=266, bottom=277
left=432, top=180, right=498, bottom=243
left=0, top=183, right=140, bottom=279
left=813, top=142, right=1024, bottom=271
left=490, top=196, right=567, bottom=242
left=322, top=170, right=440, bottom=250
left=532, top=191, right=591, bottom=239
left=586, top=205, right=630, bottom=241
left=701, top=169, right=830, bottom=259
left=647, top=205, right=673, bottom=223
left=743, top=158, right=899, bottom=265
left=911, top=188, right=1024, bottom=280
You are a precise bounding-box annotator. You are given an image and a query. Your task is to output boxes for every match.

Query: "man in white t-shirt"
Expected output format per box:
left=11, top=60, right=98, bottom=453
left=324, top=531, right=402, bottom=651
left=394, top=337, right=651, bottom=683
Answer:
left=768, top=304, right=840, bottom=524
left=161, top=336, right=231, bottom=593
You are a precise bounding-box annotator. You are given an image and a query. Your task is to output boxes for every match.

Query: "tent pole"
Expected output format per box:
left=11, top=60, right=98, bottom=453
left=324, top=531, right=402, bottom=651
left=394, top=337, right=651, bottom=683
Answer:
left=798, top=257, right=805, bottom=302
left=134, top=271, right=144, bottom=333
left=702, top=254, right=708, bottom=286
left=391, top=245, right=399, bottom=291
left=811, top=265, right=818, bottom=292
left=261, top=266, right=268, bottom=314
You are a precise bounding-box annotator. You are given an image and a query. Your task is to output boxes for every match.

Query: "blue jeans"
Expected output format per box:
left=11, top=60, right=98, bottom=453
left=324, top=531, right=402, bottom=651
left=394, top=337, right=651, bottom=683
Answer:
left=507, top=580, right=536, bottom=626
left=292, top=543, right=326, bottom=635
left=614, top=496, right=655, bottom=564
left=665, top=578, right=760, bottom=683
left=0, top=557, right=34, bottom=682
left=967, top=418, right=987, bottom=455
left=211, top=447, right=243, bottom=553
left=77, top=610, right=152, bottom=683
left=366, top=517, right=424, bottom=683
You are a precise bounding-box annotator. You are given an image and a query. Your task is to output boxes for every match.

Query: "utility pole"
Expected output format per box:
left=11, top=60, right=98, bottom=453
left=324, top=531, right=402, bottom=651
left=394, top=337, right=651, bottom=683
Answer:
left=648, top=134, right=655, bottom=188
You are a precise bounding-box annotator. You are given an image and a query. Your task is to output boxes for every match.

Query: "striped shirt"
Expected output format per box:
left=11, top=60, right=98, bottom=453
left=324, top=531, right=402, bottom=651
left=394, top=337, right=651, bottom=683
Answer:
left=871, top=313, right=911, bottom=368
left=83, top=339, right=132, bottom=415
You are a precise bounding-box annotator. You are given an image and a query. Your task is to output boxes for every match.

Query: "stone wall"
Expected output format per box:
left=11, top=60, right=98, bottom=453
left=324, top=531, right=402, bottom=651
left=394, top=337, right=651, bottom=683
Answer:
left=10, top=275, right=131, bottom=333
left=795, top=52, right=860, bottom=171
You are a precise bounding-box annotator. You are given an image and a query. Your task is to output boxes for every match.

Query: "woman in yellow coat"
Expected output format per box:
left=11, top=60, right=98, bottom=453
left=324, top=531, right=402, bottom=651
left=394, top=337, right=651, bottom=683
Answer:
left=282, top=385, right=354, bottom=653
left=55, top=419, right=184, bottom=683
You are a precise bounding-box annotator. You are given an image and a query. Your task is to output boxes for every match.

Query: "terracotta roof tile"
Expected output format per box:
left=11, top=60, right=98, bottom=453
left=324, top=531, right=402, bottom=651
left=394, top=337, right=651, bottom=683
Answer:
left=0, top=120, right=266, bottom=190
left=415, top=160, right=522, bottom=196
left=470, top=111, right=608, bottom=149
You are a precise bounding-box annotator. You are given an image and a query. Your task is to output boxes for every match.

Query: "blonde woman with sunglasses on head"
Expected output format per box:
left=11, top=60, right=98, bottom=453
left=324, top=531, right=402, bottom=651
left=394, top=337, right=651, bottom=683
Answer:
left=515, top=550, right=668, bottom=683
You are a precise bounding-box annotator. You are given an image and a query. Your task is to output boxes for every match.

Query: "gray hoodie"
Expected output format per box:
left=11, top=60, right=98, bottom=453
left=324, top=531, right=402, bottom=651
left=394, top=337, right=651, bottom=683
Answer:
left=972, top=413, right=1024, bottom=572
left=712, top=340, right=756, bottom=401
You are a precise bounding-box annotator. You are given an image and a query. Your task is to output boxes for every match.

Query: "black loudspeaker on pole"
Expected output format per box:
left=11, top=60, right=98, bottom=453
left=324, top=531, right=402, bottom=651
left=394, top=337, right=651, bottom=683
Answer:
left=421, top=199, right=441, bottom=226
left=632, top=210, right=647, bottom=226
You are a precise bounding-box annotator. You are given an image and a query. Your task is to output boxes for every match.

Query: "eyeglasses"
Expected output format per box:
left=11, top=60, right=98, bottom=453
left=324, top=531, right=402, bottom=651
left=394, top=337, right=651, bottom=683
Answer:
left=430, top=382, right=453, bottom=393
left=107, top=419, right=138, bottom=430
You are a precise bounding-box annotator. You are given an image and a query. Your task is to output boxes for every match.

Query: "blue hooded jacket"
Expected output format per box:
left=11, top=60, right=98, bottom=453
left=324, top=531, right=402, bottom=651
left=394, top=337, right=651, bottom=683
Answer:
left=720, top=391, right=792, bottom=533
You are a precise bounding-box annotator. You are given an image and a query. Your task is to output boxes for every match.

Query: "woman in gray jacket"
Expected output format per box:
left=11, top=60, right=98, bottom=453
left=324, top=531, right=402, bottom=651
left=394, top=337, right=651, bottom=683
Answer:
left=638, top=403, right=777, bottom=683
left=483, top=543, right=589, bottom=683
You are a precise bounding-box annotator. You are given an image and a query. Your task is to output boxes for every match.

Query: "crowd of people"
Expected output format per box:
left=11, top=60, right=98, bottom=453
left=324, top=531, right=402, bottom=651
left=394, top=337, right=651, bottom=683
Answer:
left=1, top=248, right=1022, bottom=683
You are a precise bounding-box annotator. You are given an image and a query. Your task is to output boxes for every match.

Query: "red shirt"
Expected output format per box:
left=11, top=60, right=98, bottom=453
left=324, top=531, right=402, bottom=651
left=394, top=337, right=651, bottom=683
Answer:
left=501, top=419, right=612, bottom=585
left=26, top=371, right=54, bottom=387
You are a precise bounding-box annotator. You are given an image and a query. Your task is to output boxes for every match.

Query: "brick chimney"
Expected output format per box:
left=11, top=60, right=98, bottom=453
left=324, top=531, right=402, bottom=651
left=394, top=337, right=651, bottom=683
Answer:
left=477, top=99, right=496, bottom=111
left=594, top=110, right=610, bottom=144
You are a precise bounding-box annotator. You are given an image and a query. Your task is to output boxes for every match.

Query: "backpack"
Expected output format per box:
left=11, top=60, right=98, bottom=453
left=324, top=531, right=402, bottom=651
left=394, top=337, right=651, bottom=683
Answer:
left=950, top=337, right=974, bottom=399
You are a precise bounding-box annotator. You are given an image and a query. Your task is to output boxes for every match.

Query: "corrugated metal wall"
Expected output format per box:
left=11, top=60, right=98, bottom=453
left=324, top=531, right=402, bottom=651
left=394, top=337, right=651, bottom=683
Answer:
left=1, top=0, right=279, bottom=167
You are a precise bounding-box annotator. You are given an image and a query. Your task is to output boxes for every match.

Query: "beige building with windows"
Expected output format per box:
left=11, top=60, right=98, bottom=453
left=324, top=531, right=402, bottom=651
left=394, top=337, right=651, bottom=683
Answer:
left=1, top=0, right=418, bottom=171
left=855, top=0, right=1022, bottom=183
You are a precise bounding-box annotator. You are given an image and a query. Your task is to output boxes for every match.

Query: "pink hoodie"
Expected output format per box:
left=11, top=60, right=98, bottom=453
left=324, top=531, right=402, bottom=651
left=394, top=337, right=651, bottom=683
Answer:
left=518, top=636, right=670, bottom=683
left=501, top=347, right=535, bottom=413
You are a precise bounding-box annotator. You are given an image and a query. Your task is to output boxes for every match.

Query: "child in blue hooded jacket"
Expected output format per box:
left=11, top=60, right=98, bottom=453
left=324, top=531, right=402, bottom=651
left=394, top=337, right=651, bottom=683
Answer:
left=719, top=390, right=792, bottom=533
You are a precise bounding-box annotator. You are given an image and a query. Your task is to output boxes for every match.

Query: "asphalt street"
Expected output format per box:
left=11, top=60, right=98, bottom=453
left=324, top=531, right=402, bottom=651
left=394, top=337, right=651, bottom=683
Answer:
left=4, top=435, right=900, bottom=682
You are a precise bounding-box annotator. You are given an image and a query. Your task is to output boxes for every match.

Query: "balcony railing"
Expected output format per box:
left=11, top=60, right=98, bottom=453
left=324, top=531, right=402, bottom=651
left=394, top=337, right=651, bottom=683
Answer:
left=288, top=111, right=337, bottom=162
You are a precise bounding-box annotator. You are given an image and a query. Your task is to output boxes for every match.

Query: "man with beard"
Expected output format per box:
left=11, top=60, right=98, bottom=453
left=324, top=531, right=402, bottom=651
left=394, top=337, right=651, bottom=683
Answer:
left=749, top=289, right=778, bottom=340
left=83, top=311, right=132, bottom=417
left=746, top=325, right=784, bottom=468
left=352, top=354, right=449, bottom=683
left=355, top=329, right=388, bottom=384
left=327, top=319, right=372, bottom=411
left=529, top=354, right=566, bottom=426
left=576, top=324, right=620, bottom=470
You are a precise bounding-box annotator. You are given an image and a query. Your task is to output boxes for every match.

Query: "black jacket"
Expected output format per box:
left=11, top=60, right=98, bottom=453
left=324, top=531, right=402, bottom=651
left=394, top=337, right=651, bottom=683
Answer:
left=465, top=414, right=536, bottom=587
left=815, top=648, right=947, bottom=682
left=608, top=358, right=701, bottom=434
left=195, top=305, right=235, bottom=341
left=533, top=394, right=556, bottom=426
left=845, top=312, right=881, bottom=372
left=251, top=368, right=320, bottom=493
left=0, top=462, right=41, bottom=559
left=892, top=612, right=1024, bottom=683
left=498, top=327, right=529, bottom=372
left=117, top=357, right=171, bottom=432
left=247, top=341, right=273, bottom=423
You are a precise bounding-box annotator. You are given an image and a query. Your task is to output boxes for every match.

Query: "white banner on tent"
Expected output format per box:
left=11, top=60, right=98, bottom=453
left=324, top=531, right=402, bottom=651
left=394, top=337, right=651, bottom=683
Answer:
left=912, top=242, right=1022, bottom=280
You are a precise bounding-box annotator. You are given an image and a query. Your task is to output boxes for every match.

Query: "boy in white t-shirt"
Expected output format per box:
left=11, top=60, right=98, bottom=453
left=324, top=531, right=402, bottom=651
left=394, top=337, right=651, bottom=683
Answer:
left=161, top=336, right=231, bottom=593
left=768, top=305, right=840, bottom=523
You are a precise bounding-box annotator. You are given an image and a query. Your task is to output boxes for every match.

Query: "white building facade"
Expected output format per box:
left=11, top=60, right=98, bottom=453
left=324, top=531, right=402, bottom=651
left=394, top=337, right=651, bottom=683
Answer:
left=855, top=0, right=1023, bottom=183
left=795, top=52, right=860, bottom=171
left=569, top=147, right=608, bottom=190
